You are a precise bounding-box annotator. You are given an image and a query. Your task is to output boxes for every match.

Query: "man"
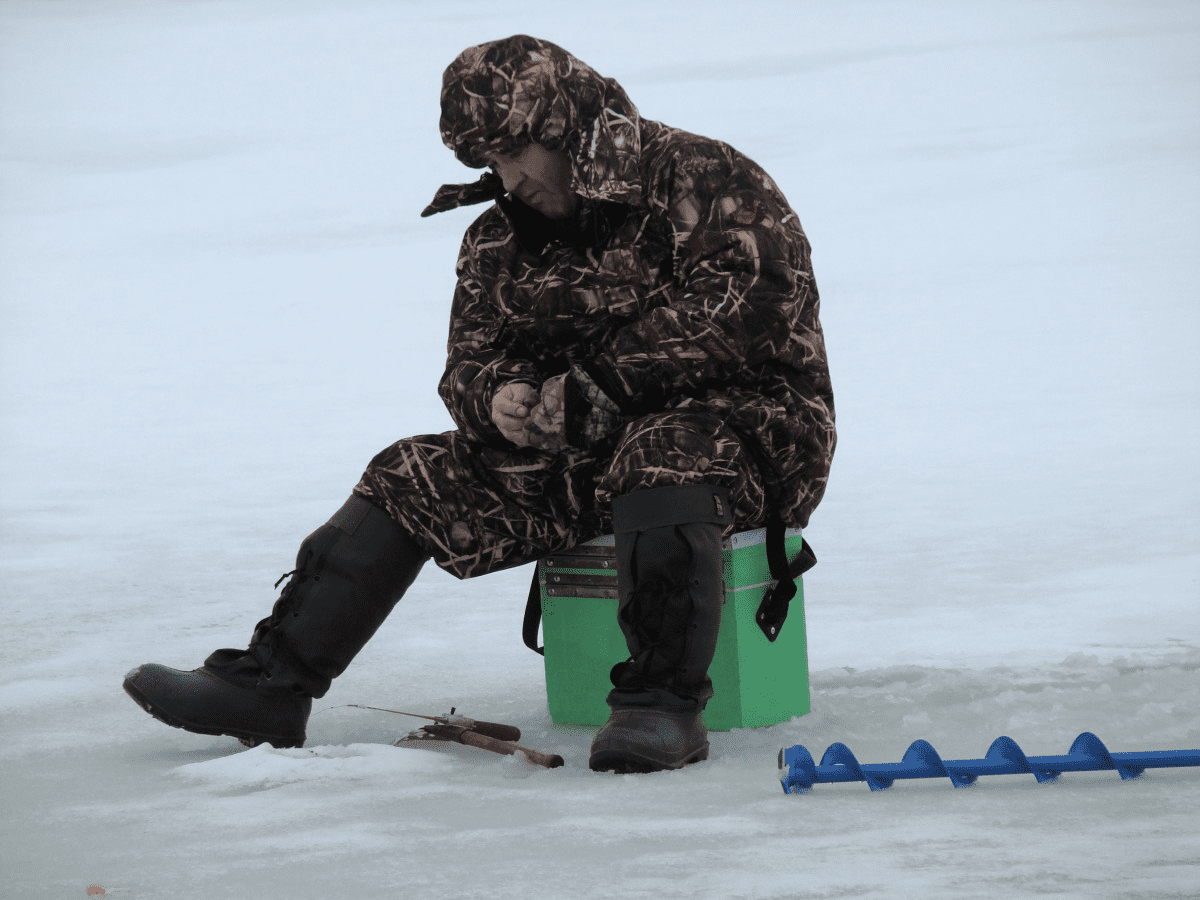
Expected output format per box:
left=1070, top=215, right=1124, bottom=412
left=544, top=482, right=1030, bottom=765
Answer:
left=123, top=35, right=836, bottom=773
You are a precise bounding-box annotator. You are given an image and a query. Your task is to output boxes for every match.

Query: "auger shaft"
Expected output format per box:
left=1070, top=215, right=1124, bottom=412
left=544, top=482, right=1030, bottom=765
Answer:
left=779, top=732, right=1200, bottom=794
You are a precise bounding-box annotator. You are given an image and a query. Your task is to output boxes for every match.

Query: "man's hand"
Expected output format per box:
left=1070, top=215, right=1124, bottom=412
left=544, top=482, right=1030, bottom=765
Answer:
left=526, top=374, right=567, bottom=452
left=491, top=382, right=539, bottom=447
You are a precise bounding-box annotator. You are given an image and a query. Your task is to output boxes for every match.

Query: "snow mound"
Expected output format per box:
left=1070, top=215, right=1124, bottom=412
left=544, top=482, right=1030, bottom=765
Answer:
left=172, top=741, right=456, bottom=791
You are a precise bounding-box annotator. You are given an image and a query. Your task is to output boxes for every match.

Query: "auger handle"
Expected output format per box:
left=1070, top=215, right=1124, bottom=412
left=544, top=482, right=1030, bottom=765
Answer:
left=457, top=730, right=565, bottom=769
left=458, top=719, right=522, bottom=742
left=423, top=724, right=564, bottom=769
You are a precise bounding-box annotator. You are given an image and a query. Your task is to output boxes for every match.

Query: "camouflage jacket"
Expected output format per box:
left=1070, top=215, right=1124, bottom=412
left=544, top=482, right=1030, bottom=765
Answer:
left=426, top=36, right=836, bottom=528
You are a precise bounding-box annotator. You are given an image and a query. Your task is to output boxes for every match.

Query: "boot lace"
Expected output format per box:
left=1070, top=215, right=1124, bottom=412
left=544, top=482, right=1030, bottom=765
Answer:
left=249, top=549, right=323, bottom=671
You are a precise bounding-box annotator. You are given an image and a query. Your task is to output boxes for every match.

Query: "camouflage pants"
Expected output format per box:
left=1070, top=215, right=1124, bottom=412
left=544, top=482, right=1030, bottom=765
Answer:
left=353, top=409, right=768, bottom=579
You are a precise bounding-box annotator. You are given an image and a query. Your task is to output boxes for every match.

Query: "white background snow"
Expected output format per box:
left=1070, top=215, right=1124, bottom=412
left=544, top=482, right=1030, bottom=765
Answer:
left=2, top=1, right=1197, bottom=898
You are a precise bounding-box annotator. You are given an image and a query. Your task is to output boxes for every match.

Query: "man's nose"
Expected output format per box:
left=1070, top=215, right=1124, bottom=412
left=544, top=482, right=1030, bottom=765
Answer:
left=493, top=161, right=524, bottom=194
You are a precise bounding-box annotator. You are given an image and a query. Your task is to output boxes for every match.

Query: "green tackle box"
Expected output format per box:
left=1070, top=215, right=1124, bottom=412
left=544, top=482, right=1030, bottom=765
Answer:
left=537, top=529, right=810, bottom=731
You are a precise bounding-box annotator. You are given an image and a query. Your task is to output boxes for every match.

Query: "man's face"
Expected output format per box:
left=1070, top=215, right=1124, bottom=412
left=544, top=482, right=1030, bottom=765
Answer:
left=487, top=144, right=579, bottom=220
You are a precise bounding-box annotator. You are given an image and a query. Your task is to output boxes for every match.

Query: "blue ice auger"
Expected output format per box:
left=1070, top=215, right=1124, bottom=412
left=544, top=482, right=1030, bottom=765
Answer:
left=778, top=732, right=1200, bottom=794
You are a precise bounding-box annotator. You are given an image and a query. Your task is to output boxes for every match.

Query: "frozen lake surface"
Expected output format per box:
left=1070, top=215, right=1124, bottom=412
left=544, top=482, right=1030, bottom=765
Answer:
left=2, top=1, right=1197, bottom=897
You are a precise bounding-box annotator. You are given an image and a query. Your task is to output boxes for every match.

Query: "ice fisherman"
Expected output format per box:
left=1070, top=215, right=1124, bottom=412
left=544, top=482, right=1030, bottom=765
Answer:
left=123, top=35, right=836, bottom=773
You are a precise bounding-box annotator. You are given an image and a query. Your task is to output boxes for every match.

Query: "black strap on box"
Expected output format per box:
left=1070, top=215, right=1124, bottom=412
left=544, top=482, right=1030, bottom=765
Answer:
left=523, top=567, right=546, bottom=655
left=756, top=514, right=818, bottom=642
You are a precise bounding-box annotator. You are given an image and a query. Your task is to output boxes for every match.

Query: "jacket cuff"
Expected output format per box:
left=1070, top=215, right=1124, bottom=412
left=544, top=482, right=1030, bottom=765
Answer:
left=575, top=358, right=634, bottom=413
left=569, top=365, right=621, bottom=412
left=565, top=366, right=626, bottom=449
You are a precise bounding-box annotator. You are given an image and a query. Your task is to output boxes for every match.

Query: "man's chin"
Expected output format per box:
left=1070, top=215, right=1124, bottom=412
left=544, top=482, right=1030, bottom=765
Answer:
left=519, top=190, right=577, bottom=220
left=540, top=199, right=580, bottom=221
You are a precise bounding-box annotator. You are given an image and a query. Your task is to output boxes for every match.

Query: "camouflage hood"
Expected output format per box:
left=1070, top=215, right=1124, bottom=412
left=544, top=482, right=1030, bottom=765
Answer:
left=424, top=35, right=643, bottom=216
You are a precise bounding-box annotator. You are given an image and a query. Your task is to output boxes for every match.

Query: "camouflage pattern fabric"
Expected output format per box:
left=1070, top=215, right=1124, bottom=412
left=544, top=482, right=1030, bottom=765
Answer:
left=354, top=411, right=765, bottom=579
left=420, top=172, right=505, bottom=218
left=355, top=35, right=835, bottom=578
left=435, top=35, right=643, bottom=206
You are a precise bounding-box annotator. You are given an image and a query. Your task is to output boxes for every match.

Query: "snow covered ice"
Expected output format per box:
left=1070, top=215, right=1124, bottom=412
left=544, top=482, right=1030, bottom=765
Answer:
left=1, top=1, right=1197, bottom=898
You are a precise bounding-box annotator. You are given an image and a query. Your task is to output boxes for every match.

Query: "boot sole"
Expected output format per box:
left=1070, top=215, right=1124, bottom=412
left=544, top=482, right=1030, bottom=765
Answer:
left=589, top=744, right=710, bottom=774
left=122, top=672, right=305, bottom=749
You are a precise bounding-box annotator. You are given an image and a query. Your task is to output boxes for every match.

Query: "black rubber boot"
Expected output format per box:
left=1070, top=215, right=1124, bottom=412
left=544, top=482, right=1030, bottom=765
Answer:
left=589, top=484, right=732, bottom=773
left=123, top=494, right=428, bottom=748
